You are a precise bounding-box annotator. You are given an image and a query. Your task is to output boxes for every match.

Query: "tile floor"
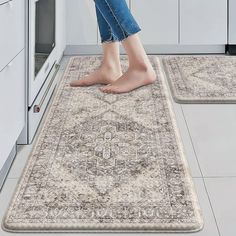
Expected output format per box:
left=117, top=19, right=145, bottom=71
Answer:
left=0, top=55, right=236, bottom=236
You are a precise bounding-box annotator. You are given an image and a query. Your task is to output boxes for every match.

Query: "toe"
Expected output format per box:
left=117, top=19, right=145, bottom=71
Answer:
left=100, top=85, right=108, bottom=92
left=104, top=87, right=113, bottom=93
left=102, top=85, right=112, bottom=92
left=108, top=86, right=116, bottom=94
left=100, top=87, right=108, bottom=93
left=70, top=80, right=86, bottom=87
left=109, top=86, right=119, bottom=94
left=69, top=81, right=77, bottom=87
left=104, top=89, right=111, bottom=93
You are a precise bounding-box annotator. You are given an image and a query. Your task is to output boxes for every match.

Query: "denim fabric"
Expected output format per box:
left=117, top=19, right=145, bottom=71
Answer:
left=94, top=0, right=141, bottom=43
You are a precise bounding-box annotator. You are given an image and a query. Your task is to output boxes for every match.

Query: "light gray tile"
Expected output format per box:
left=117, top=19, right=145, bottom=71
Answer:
left=170, top=101, right=202, bottom=177
left=205, top=177, right=236, bottom=236
left=0, top=178, right=219, bottom=236
left=7, top=145, right=32, bottom=179
left=182, top=104, right=236, bottom=177
left=58, top=56, right=71, bottom=71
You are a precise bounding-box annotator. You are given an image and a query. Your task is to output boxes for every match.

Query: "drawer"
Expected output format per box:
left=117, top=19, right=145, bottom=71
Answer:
left=0, top=49, right=25, bottom=166
left=0, top=0, right=25, bottom=71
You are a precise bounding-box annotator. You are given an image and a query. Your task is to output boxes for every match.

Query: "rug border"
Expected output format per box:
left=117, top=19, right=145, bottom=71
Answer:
left=161, top=55, right=236, bottom=104
left=1, top=55, right=204, bottom=233
left=154, top=57, right=204, bottom=231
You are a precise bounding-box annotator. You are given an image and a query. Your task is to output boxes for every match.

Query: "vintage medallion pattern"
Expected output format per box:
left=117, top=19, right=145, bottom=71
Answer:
left=162, top=55, right=236, bottom=103
left=2, top=56, right=203, bottom=232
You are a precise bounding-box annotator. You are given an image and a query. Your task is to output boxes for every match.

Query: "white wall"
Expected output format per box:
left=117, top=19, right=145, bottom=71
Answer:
left=56, top=0, right=67, bottom=60
left=64, top=0, right=228, bottom=54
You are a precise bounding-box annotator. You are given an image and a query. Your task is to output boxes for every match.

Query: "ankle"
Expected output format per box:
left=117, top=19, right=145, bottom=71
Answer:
left=101, top=61, right=121, bottom=72
left=129, top=60, right=152, bottom=72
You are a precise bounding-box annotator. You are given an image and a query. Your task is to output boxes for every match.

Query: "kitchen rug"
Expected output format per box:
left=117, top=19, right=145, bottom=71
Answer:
left=161, top=55, right=236, bottom=103
left=2, top=55, right=203, bottom=233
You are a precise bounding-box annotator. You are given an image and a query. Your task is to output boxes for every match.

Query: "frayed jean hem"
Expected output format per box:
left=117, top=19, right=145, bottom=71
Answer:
left=119, top=27, right=141, bottom=42
left=101, top=28, right=141, bottom=44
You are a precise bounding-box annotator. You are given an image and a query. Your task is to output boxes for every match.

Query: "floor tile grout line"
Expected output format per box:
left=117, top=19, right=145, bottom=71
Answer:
left=203, top=176, right=236, bottom=178
left=180, top=106, right=204, bottom=178
left=180, top=105, right=222, bottom=236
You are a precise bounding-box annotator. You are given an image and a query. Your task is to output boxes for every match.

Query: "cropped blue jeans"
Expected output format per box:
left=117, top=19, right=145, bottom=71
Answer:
left=93, top=0, right=141, bottom=43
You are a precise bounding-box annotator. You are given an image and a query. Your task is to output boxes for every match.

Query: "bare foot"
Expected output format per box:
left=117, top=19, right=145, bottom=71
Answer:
left=99, top=64, right=156, bottom=94
left=70, top=64, right=122, bottom=87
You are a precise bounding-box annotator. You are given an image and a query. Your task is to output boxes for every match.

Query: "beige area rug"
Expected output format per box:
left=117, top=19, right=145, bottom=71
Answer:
left=161, top=55, right=236, bottom=103
left=2, top=55, right=203, bottom=232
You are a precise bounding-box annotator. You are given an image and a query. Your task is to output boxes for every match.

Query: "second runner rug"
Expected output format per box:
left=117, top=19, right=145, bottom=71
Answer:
left=161, top=55, right=236, bottom=104
left=2, top=55, right=203, bottom=233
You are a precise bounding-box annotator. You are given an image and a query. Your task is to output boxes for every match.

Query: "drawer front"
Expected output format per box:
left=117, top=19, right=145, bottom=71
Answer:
left=131, top=0, right=178, bottom=44
left=180, top=0, right=227, bottom=44
left=0, top=49, right=25, bottom=166
left=0, top=0, right=25, bottom=71
left=229, top=0, right=236, bottom=43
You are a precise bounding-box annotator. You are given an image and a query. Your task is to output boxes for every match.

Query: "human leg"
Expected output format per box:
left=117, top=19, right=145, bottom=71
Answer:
left=93, top=0, right=156, bottom=93
left=70, top=4, right=122, bottom=87
left=94, top=0, right=141, bottom=42
left=100, top=33, right=156, bottom=93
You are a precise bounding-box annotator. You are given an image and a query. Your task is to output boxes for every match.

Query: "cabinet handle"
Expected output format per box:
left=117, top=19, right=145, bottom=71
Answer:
left=33, top=63, right=60, bottom=113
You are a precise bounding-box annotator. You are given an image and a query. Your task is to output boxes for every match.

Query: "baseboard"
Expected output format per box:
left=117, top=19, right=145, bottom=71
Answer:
left=64, top=44, right=226, bottom=55
left=0, top=144, right=17, bottom=192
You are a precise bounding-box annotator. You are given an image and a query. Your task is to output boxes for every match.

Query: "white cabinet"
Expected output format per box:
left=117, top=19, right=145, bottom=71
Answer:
left=180, top=0, right=227, bottom=44
left=66, top=0, right=228, bottom=47
left=131, top=0, right=178, bottom=44
left=66, top=0, right=97, bottom=45
left=0, top=0, right=25, bottom=189
left=0, top=0, right=25, bottom=71
left=0, top=49, right=25, bottom=171
left=66, top=0, right=130, bottom=45
left=229, top=0, right=236, bottom=44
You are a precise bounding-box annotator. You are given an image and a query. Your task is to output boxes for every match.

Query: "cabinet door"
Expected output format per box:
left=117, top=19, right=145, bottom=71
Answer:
left=229, top=0, right=236, bottom=44
left=0, top=50, right=25, bottom=168
left=66, top=0, right=97, bottom=45
left=131, top=0, right=178, bottom=44
left=180, top=0, right=227, bottom=44
left=0, top=0, right=25, bottom=71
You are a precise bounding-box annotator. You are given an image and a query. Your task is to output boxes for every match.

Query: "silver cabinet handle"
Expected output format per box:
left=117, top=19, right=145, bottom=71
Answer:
left=33, top=63, right=60, bottom=113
